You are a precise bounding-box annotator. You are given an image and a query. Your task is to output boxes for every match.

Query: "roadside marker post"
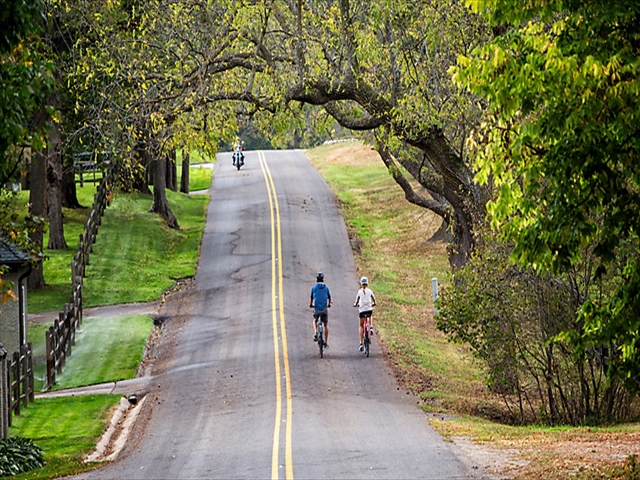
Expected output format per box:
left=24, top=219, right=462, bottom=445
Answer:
left=432, top=278, right=439, bottom=315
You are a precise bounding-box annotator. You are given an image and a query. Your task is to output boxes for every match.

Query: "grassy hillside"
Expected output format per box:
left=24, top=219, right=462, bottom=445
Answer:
left=306, top=141, right=640, bottom=480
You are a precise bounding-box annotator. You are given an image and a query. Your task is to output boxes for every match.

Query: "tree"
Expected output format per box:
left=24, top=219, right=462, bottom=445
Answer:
left=44, top=104, right=67, bottom=250
left=43, top=0, right=492, bottom=262
left=0, top=0, right=53, bottom=289
left=69, top=0, right=489, bottom=264
left=453, top=0, right=640, bottom=393
left=57, top=0, right=240, bottom=227
left=437, top=232, right=635, bottom=425
left=179, top=150, right=189, bottom=194
left=189, top=0, right=492, bottom=269
left=0, top=0, right=52, bottom=185
left=27, top=148, right=46, bottom=289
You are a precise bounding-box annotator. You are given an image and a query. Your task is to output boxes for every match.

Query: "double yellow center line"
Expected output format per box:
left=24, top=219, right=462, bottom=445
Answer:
left=259, top=151, right=294, bottom=480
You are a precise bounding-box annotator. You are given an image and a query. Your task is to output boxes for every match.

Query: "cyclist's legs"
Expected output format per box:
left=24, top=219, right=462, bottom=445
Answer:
left=314, top=311, right=328, bottom=342
left=321, top=312, right=328, bottom=343
left=359, top=311, right=372, bottom=343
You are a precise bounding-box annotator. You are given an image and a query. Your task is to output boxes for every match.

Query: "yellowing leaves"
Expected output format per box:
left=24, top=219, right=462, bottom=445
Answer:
left=1, top=288, right=17, bottom=304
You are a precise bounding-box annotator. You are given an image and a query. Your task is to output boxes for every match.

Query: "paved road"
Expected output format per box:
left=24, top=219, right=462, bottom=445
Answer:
left=81, top=150, right=482, bottom=479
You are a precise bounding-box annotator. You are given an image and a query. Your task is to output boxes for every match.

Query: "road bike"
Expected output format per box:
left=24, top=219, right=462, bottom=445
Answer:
left=317, top=318, right=326, bottom=358
left=362, top=316, right=371, bottom=357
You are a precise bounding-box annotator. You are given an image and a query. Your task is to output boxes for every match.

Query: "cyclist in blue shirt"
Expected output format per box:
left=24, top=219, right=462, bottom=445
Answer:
left=310, top=272, right=332, bottom=348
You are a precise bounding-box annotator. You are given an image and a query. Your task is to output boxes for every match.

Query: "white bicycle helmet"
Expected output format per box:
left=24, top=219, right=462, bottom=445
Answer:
left=360, top=276, right=368, bottom=285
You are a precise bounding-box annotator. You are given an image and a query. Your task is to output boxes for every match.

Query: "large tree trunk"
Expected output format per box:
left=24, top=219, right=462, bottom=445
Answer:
left=166, top=149, right=177, bottom=192
left=62, top=157, right=83, bottom=208
left=46, top=119, right=67, bottom=250
left=150, top=156, right=179, bottom=229
left=27, top=150, right=46, bottom=289
left=180, top=150, right=190, bottom=194
left=122, top=140, right=152, bottom=194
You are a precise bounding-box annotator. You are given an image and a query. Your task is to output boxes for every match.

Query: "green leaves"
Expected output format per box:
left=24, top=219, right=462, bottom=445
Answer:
left=455, top=0, right=640, bottom=394
left=0, top=436, right=46, bottom=476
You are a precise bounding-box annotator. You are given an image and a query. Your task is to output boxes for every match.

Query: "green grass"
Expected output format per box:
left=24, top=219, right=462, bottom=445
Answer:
left=307, top=142, right=498, bottom=409
left=307, top=142, right=640, bottom=479
left=29, top=186, right=208, bottom=312
left=30, top=315, right=152, bottom=392
left=81, top=189, right=207, bottom=306
left=11, top=164, right=209, bottom=477
left=187, top=165, right=213, bottom=191
left=9, top=395, right=121, bottom=479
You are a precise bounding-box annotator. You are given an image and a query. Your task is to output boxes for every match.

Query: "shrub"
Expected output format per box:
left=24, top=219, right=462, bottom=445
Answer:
left=437, top=234, right=637, bottom=425
left=0, top=436, right=46, bottom=477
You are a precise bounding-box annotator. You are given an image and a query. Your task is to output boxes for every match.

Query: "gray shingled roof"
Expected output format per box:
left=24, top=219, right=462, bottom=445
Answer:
left=0, top=238, right=30, bottom=270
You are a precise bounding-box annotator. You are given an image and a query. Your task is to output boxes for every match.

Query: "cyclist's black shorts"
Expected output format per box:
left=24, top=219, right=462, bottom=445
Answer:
left=359, top=310, right=373, bottom=319
left=313, top=309, right=328, bottom=324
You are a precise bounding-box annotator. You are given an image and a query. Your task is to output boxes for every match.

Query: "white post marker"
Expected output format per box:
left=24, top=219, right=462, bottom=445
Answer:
left=432, top=278, right=439, bottom=315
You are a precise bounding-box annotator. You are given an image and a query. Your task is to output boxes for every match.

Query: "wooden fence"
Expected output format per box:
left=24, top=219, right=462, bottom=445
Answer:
left=0, top=161, right=115, bottom=434
left=8, top=343, right=35, bottom=422
left=0, top=342, right=35, bottom=437
left=73, top=152, right=112, bottom=186
left=44, top=164, right=116, bottom=390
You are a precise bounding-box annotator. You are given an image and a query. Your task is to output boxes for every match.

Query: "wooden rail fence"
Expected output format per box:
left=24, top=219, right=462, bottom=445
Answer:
left=44, top=164, right=116, bottom=390
left=8, top=343, right=35, bottom=422
left=0, top=161, right=114, bottom=433
left=0, top=342, right=35, bottom=437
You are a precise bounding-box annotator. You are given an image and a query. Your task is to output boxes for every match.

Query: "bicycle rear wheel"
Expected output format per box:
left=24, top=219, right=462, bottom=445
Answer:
left=318, top=324, right=324, bottom=358
left=364, top=330, right=370, bottom=357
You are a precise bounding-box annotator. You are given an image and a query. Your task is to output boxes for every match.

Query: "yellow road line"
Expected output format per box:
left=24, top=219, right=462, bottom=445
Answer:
left=260, top=152, right=294, bottom=480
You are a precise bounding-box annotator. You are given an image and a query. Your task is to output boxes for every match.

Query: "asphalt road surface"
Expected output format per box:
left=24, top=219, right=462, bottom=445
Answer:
left=81, top=150, right=482, bottom=479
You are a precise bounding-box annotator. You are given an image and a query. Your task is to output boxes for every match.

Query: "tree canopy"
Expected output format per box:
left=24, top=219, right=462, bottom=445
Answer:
left=3, top=0, right=640, bottom=416
left=453, top=0, right=640, bottom=392
left=0, top=0, right=53, bottom=186
left=174, top=0, right=493, bottom=269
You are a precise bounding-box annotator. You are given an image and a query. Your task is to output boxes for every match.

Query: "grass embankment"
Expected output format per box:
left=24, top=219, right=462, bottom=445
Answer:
left=9, top=395, right=121, bottom=480
left=307, top=142, right=640, bottom=480
left=306, top=142, right=484, bottom=408
left=30, top=315, right=152, bottom=392
left=9, top=165, right=211, bottom=479
left=30, top=165, right=211, bottom=312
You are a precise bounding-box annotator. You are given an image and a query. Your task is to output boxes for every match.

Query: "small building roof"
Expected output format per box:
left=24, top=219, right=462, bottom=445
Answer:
left=0, top=238, right=31, bottom=271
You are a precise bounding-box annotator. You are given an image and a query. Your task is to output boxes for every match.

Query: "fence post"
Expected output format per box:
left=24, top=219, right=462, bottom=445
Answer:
left=26, top=343, right=34, bottom=403
left=0, top=345, right=7, bottom=439
left=46, top=327, right=55, bottom=389
left=20, top=345, right=28, bottom=408
left=12, top=351, right=20, bottom=417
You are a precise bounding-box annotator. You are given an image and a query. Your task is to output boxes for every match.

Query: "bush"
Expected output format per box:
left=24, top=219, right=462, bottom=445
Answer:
left=437, top=234, right=637, bottom=425
left=0, top=436, right=46, bottom=476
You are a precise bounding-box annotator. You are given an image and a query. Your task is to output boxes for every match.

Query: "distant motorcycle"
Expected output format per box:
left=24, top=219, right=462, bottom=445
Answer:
left=232, top=150, right=244, bottom=170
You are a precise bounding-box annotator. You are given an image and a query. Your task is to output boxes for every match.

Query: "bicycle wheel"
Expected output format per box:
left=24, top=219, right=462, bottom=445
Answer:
left=318, top=325, right=324, bottom=358
left=364, top=328, right=370, bottom=357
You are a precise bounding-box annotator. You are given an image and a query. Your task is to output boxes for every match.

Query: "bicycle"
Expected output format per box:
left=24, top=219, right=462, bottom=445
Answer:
left=317, top=317, right=326, bottom=358
left=362, top=316, right=371, bottom=357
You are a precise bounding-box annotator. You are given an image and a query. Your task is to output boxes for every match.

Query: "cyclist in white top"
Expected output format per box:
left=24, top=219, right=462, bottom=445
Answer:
left=353, top=276, right=377, bottom=352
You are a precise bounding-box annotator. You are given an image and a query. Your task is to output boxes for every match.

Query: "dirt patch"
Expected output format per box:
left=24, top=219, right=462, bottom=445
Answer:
left=500, top=431, right=640, bottom=479
left=450, top=436, right=529, bottom=480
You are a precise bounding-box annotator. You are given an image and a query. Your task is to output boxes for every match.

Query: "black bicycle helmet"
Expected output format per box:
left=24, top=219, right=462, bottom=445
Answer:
left=316, top=272, right=324, bottom=282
